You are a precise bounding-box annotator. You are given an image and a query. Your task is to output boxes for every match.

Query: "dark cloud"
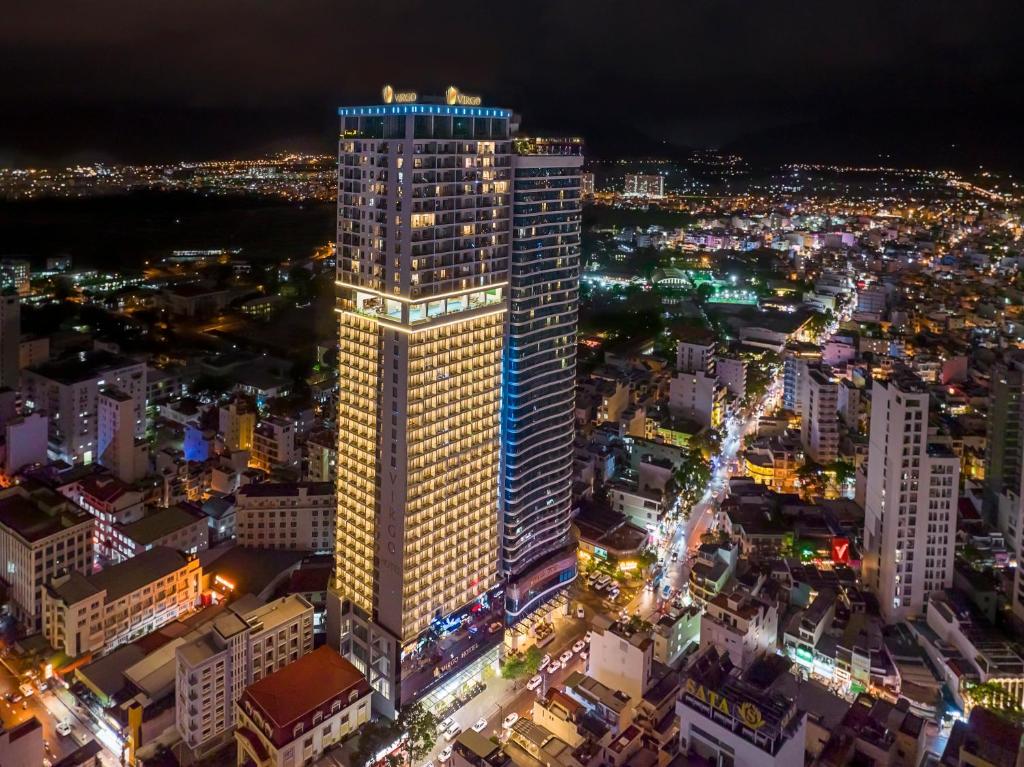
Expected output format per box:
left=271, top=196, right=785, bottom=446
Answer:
left=2, top=1, right=1022, bottom=165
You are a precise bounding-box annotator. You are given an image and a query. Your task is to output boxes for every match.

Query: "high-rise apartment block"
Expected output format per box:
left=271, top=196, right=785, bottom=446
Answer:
left=800, top=366, right=839, bottom=464
left=503, top=137, right=583, bottom=617
left=984, top=365, right=1024, bottom=515
left=98, top=387, right=148, bottom=483
left=863, top=370, right=959, bottom=623
left=330, top=90, right=581, bottom=717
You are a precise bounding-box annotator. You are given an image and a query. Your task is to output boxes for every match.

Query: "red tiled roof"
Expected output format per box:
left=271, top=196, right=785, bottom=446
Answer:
left=241, top=646, right=370, bottom=746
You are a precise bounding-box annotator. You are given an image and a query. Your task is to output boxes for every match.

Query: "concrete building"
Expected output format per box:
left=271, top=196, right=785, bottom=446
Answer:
left=176, top=594, right=315, bottom=759
left=0, top=292, right=19, bottom=390
left=234, top=646, right=372, bottom=767
left=0, top=483, right=94, bottom=630
left=677, top=649, right=806, bottom=767
left=586, top=623, right=653, bottom=701
left=160, top=284, right=230, bottom=318
left=676, top=334, right=716, bottom=375
left=581, top=171, right=595, bottom=197
left=98, top=387, right=148, bottom=483
left=0, top=718, right=44, bottom=766
left=984, top=365, right=1024, bottom=516
left=838, top=379, right=861, bottom=429
left=219, top=398, right=256, bottom=453
left=652, top=604, right=701, bottom=667
left=863, top=369, right=960, bottom=623
left=717, top=356, right=748, bottom=400
left=801, top=366, right=839, bottom=464
left=235, top=482, right=335, bottom=552
left=42, top=546, right=201, bottom=658
left=251, top=416, right=298, bottom=474
left=502, top=137, right=583, bottom=619
left=0, top=259, right=30, bottom=295
left=669, top=371, right=725, bottom=429
left=699, top=588, right=779, bottom=668
left=330, top=92, right=510, bottom=715
left=59, top=472, right=146, bottom=565
left=18, top=334, right=49, bottom=371
left=304, top=430, right=337, bottom=484
left=22, top=350, right=146, bottom=466
left=112, top=503, right=210, bottom=561
left=1, top=411, right=48, bottom=476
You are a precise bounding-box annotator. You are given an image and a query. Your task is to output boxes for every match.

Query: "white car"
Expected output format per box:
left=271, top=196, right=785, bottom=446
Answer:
left=527, top=674, right=543, bottom=691
left=576, top=606, right=585, bottom=619
left=580, top=650, right=588, bottom=662
left=472, top=717, right=487, bottom=733
left=502, top=712, right=520, bottom=730
left=584, top=631, right=592, bottom=643
left=546, top=660, right=562, bottom=674
left=572, top=640, right=585, bottom=654
left=444, top=722, right=462, bottom=741
left=438, top=716, right=454, bottom=734
left=539, top=654, right=551, bottom=670
left=439, top=745, right=453, bottom=762
left=56, top=721, right=72, bottom=737
left=559, top=650, right=573, bottom=665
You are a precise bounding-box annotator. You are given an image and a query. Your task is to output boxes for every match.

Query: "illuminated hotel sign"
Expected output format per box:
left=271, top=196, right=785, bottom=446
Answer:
left=446, top=85, right=482, bottom=106
left=684, top=678, right=766, bottom=730
left=381, top=84, right=418, bottom=104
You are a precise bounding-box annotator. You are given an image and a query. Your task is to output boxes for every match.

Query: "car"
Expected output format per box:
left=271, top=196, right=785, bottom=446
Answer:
left=527, top=675, right=543, bottom=691
left=559, top=650, right=573, bottom=665
left=502, top=712, right=520, bottom=730
left=472, top=718, right=487, bottom=733
left=44, top=741, right=51, bottom=752
left=444, top=722, right=462, bottom=741
left=671, top=551, right=679, bottom=562
left=439, top=745, right=453, bottom=762
left=608, top=588, right=620, bottom=598
left=56, top=721, right=72, bottom=737
left=9, top=693, right=22, bottom=704
left=584, top=631, right=592, bottom=643
left=546, top=660, right=562, bottom=674
left=488, top=621, right=503, bottom=634
left=580, top=650, right=588, bottom=662
left=576, top=606, right=585, bottom=619
left=572, top=640, right=585, bottom=654
left=438, top=716, right=454, bottom=734
left=592, top=581, right=604, bottom=592
left=539, top=654, right=551, bottom=669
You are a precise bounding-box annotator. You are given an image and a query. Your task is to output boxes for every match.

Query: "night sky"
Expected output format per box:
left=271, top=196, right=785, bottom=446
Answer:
left=4, top=1, right=1023, bottom=168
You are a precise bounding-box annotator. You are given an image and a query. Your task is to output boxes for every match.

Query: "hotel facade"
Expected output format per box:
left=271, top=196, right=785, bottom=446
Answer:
left=329, top=88, right=581, bottom=717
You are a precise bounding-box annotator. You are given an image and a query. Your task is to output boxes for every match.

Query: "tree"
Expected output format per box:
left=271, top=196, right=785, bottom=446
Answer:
left=502, top=645, right=543, bottom=679
left=675, top=448, right=711, bottom=509
left=826, top=459, right=856, bottom=486
left=396, top=703, right=438, bottom=763
left=796, top=461, right=826, bottom=499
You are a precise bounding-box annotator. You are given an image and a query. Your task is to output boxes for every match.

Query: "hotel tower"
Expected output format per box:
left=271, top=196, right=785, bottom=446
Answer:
left=330, top=87, right=581, bottom=717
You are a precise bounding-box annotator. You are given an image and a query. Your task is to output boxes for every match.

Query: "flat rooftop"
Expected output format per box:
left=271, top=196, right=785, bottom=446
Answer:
left=27, top=349, right=142, bottom=385
left=118, top=503, right=204, bottom=545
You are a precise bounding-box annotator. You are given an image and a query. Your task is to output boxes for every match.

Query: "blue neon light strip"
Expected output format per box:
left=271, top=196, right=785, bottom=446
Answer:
left=337, top=104, right=511, bottom=118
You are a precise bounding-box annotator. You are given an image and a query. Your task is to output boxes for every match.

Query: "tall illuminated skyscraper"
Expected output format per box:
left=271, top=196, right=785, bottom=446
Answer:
left=503, top=138, right=583, bottom=618
left=330, top=88, right=511, bottom=716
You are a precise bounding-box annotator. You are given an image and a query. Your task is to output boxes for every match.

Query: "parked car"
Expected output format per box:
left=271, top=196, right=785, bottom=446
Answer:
left=546, top=660, right=562, bottom=674
left=438, top=716, right=454, bottom=734
left=439, top=745, right=453, bottom=762
left=502, top=713, right=520, bottom=730
left=527, top=675, right=543, bottom=691
left=488, top=621, right=503, bottom=634
left=572, top=640, right=585, bottom=654
left=559, top=650, right=573, bottom=665
left=56, top=721, right=72, bottom=737
left=539, top=654, right=551, bottom=670
left=472, top=718, right=487, bottom=733
left=444, top=722, right=462, bottom=741
left=576, top=605, right=585, bottom=619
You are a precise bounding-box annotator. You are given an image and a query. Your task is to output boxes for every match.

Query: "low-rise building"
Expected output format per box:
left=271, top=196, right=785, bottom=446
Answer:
left=700, top=588, right=779, bottom=668
left=251, top=416, right=298, bottom=474
left=234, top=646, right=371, bottom=767
left=58, top=471, right=145, bottom=564
left=42, top=546, right=201, bottom=658
left=0, top=483, right=94, bottom=630
left=176, top=594, right=315, bottom=759
left=689, top=541, right=739, bottom=605
left=234, top=482, right=335, bottom=552
left=0, top=718, right=44, bottom=766
left=652, top=604, right=701, bottom=667
left=112, top=503, right=210, bottom=561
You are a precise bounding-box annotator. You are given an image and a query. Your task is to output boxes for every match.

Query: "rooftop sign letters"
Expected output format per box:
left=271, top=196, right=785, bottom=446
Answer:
left=684, top=678, right=766, bottom=730
left=382, top=85, right=417, bottom=104
left=446, top=85, right=482, bottom=106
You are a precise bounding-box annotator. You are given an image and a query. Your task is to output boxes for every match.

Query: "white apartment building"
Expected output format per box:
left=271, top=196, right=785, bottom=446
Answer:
left=586, top=624, right=653, bottom=701
left=176, top=594, right=314, bottom=759
left=235, top=482, right=335, bottom=552
left=699, top=588, right=779, bottom=669
left=716, top=356, right=748, bottom=400
left=304, top=431, right=336, bottom=484
left=801, top=366, right=839, bottom=464
left=22, top=350, right=146, bottom=466
left=669, top=371, right=725, bottom=429
left=98, top=387, right=149, bottom=483
left=111, top=503, right=210, bottom=562
left=42, top=546, right=200, bottom=658
left=607, top=480, right=665, bottom=532
left=838, top=379, right=861, bottom=428
left=235, top=646, right=372, bottom=767
left=624, top=173, right=664, bottom=198
left=251, top=416, right=298, bottom=474
left=0, top=483, right=94, bottom=630
left=863, top=370, right=960, bottom=623
left=676, top=335, right=716, bottom=375
left=2, top=411, right=48, bottom=476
